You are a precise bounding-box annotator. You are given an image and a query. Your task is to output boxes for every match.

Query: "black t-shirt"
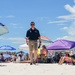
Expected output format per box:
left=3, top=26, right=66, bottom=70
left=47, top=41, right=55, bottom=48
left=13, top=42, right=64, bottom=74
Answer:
left=26, top=28, right=40, bottom=40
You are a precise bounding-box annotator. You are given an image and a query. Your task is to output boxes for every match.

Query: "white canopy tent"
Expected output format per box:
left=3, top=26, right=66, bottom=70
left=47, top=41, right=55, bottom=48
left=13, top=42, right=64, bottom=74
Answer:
left=18, top=44, right=29, bottom=50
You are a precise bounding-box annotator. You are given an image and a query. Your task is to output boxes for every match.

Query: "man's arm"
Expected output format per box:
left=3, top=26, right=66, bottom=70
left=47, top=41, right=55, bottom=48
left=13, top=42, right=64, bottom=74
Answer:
left=38, top=36, right=41, bottom=43
left=26, top=37, right=29, bottom=45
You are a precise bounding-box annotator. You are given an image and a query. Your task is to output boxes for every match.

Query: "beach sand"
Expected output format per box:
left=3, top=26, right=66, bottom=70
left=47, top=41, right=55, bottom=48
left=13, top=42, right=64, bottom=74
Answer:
left=0, top=63, right=75, bottom=75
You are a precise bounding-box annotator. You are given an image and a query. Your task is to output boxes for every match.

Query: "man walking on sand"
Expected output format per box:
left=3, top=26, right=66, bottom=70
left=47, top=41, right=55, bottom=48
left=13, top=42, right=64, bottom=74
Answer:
left=26, top=21, right=41, bottom=65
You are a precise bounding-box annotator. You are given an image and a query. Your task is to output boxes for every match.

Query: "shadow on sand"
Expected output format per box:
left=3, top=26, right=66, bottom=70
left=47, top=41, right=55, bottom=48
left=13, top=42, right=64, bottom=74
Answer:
left=0, top=65, right=7, bottom=67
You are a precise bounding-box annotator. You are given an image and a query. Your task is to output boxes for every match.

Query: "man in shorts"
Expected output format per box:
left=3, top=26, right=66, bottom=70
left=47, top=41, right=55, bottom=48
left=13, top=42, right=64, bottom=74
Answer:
left=26, top=21, right=41, bottom=65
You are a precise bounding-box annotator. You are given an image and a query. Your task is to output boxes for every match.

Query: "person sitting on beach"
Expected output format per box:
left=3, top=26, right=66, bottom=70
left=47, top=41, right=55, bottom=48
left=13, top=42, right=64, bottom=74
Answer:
left=37, top=44, right=41, bottom=63
left=21, top=54, right=25, bottom=61
left=25, top=53, right=29, bottom=60
left=54, top=52, right=62, bottom=63
left=41, top=45, right=48, bottom=63
left=0, top=53, right=5, bottom=62
left=59, top=53, right=73, bottom=65
left=12, top=55, right=17, bottom=62
left=19, top=52, right=23, bottom=61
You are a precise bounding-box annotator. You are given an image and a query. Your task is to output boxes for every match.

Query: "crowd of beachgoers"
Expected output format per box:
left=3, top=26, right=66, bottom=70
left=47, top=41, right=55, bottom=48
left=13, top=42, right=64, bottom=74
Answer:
left=0, top=45, right=75, bottom=66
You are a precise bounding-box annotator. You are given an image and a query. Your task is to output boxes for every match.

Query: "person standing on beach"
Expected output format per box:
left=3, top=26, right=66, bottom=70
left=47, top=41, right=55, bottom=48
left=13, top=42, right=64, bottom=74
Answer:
left=26, top=21, right=41, bottom=65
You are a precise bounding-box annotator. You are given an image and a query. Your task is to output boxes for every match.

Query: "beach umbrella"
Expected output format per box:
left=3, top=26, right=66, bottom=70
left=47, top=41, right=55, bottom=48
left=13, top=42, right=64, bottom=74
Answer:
left=0, top=23, right=9, bottom=36
left=18, top=44, right=29, bottom=50
left=0, top=45, right=16, bottom=50
left=47, top=40, right=75, bottom=50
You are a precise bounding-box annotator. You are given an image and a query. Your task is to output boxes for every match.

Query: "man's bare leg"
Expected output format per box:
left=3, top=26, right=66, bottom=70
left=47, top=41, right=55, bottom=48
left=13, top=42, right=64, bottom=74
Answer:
left=34, top=50, right=37, bottom=64
left=30, top=50, right=33, bottom=65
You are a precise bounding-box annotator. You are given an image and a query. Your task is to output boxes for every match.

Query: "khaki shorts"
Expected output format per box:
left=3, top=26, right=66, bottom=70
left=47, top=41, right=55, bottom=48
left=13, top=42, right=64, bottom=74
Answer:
left=29, top=40, right=38, bottom=51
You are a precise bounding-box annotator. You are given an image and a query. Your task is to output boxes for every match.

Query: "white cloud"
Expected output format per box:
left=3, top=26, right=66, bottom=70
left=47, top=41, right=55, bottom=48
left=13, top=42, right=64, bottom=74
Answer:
left=48, top=20, right=67, bottom=24
left=0, top=37, right=25, bottom=41
left=0, top=37, right=25, bottom=44
left=64, top=4, right=75, bottom=14
left=56, top=36, right=75, bottom=41
left=58, top=14, right=75, bottom=20
left=12, top=41, right=25, bottom=44
left=57, top=24, right=67, bottom=26
left=54, top=3, right=75, bottom=41
left=8, top=38, right=25, bottom=41
left=48, top=4, right=75, bottom=25
left=6, top=15, right=15, bottom=18
left=62, top=21, right=75, bottom=36
left=56, top=21, right=75, bottom=41
left=45, top=3, right=75, bottom=41
left=8, top=37, right=25, bottom=45
left=0, top=15, right=15, bottom=18
left=48, top=14, right=75, bottom=25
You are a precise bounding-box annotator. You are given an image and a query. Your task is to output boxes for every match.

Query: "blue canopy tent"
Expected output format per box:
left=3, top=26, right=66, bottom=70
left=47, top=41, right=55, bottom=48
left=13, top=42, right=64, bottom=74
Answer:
left=0, top=45, right=16, bottom=50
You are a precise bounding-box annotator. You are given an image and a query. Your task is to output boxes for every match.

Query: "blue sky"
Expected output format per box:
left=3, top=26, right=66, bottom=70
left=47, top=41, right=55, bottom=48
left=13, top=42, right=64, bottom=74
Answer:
left=0, top=0, right=75, bottom=52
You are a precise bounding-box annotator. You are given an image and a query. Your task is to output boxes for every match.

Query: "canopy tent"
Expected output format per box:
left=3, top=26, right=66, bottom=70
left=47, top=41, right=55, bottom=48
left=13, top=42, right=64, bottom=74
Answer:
left=0, top=45, right=16, bottom=50
left=0, top=23, right=9, bottom=36
left=18, top=44, right=29, bottom=50
left=47, top=40, right=75, bottom=50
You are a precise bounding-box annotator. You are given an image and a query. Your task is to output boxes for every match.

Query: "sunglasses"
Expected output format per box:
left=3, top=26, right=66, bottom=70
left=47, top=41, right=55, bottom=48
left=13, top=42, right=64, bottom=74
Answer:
left=31, top=24, right=34, bottom=25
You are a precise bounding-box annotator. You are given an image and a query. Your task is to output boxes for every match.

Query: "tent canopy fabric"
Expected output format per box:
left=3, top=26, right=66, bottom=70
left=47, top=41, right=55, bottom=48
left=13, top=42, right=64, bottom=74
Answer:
left=47, top=40, right=75, bottom=50
left=18, top=44, right=29, bottom=50
left=0, top=45, right=16, bottom=50
left=0, top=23, right=9, bottom=36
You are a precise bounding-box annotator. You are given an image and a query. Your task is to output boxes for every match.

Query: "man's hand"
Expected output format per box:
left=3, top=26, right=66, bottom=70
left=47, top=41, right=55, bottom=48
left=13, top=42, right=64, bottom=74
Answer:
left=38, top=37, right=41, bottom=48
